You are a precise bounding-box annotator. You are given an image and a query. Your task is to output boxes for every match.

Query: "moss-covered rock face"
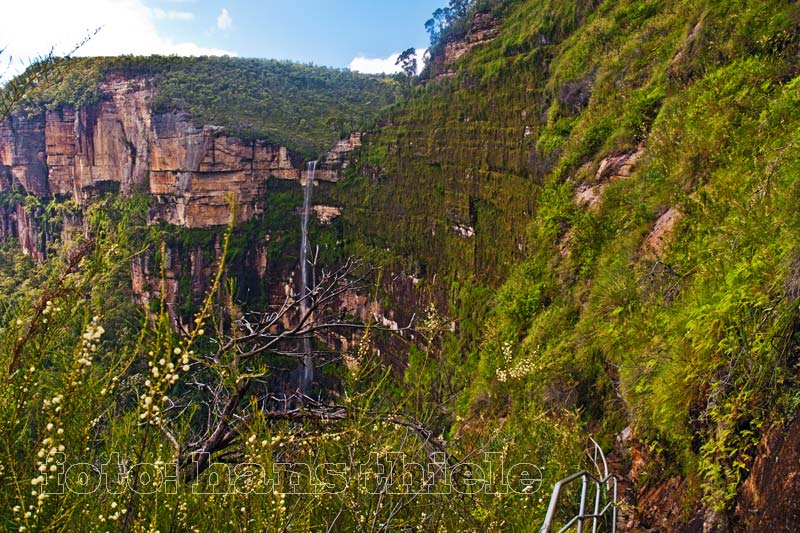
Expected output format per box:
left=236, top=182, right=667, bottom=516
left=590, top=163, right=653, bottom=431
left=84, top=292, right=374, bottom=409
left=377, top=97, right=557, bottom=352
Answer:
left=336, top=0, right=800, bottom=525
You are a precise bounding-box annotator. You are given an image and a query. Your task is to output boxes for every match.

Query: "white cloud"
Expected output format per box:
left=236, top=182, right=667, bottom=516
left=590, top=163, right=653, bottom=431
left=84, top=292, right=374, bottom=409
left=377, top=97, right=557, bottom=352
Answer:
left=0, top=0, right=236, bottom=81
left=348, top=49, right=427, bottom=75
left=152, top=8, right=194, bottom=21
left=216, top=8, right=233, bottom=31
left=349, top=53, right=402, bottom=75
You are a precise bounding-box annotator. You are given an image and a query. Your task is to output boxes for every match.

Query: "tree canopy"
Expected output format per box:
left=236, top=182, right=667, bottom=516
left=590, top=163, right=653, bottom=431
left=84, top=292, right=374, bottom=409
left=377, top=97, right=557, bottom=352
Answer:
left=12, top=55, right=402, bottom=158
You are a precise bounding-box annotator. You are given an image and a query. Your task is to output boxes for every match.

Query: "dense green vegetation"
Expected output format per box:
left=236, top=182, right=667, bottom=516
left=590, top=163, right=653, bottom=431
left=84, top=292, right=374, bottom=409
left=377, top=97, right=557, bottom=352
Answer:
left=335, top=0, right=800, bottom=526
left=2, top=0, right=800, bottom=530
left=0, top=194, right=588, bottom=532
left=15, top=55, right=401, bottom=157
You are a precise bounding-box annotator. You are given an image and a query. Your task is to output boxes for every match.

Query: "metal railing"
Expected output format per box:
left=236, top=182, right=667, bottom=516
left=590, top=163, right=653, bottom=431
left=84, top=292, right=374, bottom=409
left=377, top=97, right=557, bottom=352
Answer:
left=540, top=438, right=617, bottom=533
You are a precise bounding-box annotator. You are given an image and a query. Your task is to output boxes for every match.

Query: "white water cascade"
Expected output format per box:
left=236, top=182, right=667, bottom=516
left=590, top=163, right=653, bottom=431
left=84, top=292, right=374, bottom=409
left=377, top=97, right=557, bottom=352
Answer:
left=298, top=161, right=316, bottom=397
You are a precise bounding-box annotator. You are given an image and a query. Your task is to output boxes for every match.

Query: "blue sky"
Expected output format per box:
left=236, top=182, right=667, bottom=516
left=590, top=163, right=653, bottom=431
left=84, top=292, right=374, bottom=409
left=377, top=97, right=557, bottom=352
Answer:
left=153, top=0, right=441, bottom=68
left=1, top=0, right=444, bottom=77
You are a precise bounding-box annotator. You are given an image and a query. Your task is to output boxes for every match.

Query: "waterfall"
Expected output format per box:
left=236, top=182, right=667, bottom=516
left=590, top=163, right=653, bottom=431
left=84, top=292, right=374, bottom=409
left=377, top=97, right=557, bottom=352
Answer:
left=299, top=161, right=316, bottom=397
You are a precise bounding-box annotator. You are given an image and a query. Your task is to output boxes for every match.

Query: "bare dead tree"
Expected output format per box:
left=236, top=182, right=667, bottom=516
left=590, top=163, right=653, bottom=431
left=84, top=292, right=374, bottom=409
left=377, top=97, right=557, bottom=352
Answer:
left=166, top=255, right=413, bottom=480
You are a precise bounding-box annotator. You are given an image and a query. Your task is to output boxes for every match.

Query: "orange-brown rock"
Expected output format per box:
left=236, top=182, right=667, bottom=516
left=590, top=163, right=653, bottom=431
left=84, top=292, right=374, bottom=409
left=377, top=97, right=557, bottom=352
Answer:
left=444, top=12, right=500, bottom=67
left=0, top=75, right=359, bottom=230
left=736, top=411, right=800, bottom=531
left=0, top=113, right=49, bottom=196
left=311, top=205, right=342, bottom=225
left=573, top=145, right=645, bottom=209
left=427, top=11, right=500, bottom=80
left=642, top=207, right=683, bottom=257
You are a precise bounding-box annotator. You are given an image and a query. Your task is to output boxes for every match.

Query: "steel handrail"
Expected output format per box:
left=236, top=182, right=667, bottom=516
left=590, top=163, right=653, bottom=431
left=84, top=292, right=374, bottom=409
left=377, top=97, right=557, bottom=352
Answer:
left=540, top=439, right=617, bottom=533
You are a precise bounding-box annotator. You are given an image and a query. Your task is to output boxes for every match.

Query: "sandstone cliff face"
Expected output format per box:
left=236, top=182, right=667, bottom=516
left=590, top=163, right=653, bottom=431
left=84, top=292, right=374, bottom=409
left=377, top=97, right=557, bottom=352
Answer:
left=0, top=75, right=349, bottom=235
left=0, top=72, right=364, bottom=330
left=0, top=113, right=49, bottom=196
left=735, top=411, right=800, bottom=531
left=427, top=11, right=501, bottom=80
left=312, top=132, right=362, bottom=182
left=444, top=12, right=500, bottom=68
left=130, top=236, right=233, bottom=330
left=3, top=204, right=45, bottom=262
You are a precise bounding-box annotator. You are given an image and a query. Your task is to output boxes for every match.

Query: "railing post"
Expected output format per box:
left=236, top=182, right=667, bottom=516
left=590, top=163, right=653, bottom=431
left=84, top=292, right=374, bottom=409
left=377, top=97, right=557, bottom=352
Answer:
left=577, top=474, right=588, bottom=533
left=540, top=479, right=564, bottom=533
left=540, top=439, right=618, bottom=533
left=612, top=479, right=618, bottom=533
left=592, top=478, right=601, bottom=533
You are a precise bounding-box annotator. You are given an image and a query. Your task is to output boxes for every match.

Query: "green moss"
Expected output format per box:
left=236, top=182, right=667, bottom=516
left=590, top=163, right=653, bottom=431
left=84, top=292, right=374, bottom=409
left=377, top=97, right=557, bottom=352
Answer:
left=335, top=0, right=800, bottom=521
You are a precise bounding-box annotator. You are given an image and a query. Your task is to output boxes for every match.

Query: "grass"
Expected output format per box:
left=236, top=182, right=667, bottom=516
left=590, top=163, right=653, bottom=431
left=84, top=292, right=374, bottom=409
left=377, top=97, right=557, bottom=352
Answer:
left=337, top=0, right=800, bottom=524
left=1, top=0, right=799, bottom=528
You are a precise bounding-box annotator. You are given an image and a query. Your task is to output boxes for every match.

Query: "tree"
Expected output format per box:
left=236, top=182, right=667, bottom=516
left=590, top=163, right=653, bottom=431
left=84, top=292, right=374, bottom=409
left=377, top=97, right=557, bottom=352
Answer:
left=0, top=30, right=97, bottom=122
left=171, top=250, right=385, bottom=480
left=0, top=51, right=56, bottom=122
left=449, top=0, right=472, bottom=19
left=425, top=7, right=452, bottom=45
left=396, top=48, right=418, bottom=79
left=424, top=1, right=477, bottom=46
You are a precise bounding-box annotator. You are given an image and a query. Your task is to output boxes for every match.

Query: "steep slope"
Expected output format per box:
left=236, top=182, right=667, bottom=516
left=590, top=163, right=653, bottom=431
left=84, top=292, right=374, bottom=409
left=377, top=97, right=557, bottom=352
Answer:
left=1, top=58, right=396, bottom=230
left=0, top=57, right=392, bottom=321
left=1, top=1, right=799, bottom=529
left=335, top=0, right=800, bottom=528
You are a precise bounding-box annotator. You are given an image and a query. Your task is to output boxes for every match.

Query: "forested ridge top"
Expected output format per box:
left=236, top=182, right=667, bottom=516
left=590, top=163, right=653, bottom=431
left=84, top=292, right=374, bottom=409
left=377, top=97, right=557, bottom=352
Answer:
left=9, top=55, right=402, bottom=157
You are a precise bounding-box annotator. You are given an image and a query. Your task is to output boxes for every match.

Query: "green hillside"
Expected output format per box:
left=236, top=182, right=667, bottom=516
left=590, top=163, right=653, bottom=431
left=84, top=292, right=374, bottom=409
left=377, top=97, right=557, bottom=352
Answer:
left=16, top=55, right=402, bottom=157
left=336, top=0, right=800, bottom=523
left=1, top=0, right=799, bottom=531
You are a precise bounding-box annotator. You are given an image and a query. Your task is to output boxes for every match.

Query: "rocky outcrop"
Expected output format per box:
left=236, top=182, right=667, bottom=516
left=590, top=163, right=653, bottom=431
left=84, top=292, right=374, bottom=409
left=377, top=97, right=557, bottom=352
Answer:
left=0, top=114, right=49, bottom=196
left=735, top=412, right=800, bottom=531
left=311, top=132, right=362, bottom=182
left=668, top=20, right=705, bottom=82
left=11, top=204, right=45, bottom=262
left=574, top=145, right=645, bottom=209
left=0, top=75, right=355, bottom=237
left=427, top=11, right=501, bottom=80
left=147, top=119, right=298, bottom=228
left=559, top=146, right=646, bottom=258
left=642, top=207, right=683, bottom=257
left=558, top=71, right=596, bottom=114
left=311, top=205, right=342, bottom=225
left=444, top=13, right=500, bottom=69
left=614, top=412, right=800, bottom=531
left=609, top=427, right=708, bottom=533
left=130, top=234, right=269, bottom=330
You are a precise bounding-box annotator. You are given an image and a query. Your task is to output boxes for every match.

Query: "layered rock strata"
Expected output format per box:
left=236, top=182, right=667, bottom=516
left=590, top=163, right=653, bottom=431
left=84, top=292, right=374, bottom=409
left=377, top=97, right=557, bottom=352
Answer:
left=0, top=75, right=350, bottom=234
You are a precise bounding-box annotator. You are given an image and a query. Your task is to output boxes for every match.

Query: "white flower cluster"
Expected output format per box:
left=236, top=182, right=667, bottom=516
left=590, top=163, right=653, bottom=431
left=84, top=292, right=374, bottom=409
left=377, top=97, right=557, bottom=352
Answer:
left=40, top=300, right=62, bottom=326
left=239, top=434, right=280, bottom=494
left=19, top=394, right=68, bottom=526
left=140, top=342, right=194, bottom=425
left=77, top=316, right=104, bottom=368
left=16, top=311, right=100, bottom=530
left=98, top=500, right=122, bottom=523
left=419, top=302, right=447, bottom=336
left=496, top=342, right=540, bottom=383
